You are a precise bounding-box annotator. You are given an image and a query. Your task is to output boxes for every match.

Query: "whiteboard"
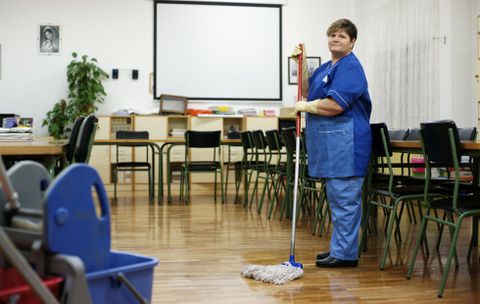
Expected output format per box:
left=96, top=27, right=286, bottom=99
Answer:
left=154, top=1, right=282, bottom=101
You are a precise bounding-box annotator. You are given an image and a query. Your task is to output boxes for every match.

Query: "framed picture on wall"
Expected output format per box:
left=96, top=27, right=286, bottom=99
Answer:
left=288, top=56, right=321, bottom=85
left=37, top=24, right=61, bottom=55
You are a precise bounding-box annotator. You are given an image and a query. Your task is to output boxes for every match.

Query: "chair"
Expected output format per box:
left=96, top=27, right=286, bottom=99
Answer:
left=179, top=130, right=224, bottom=204
left=112, top=131, right=153, bottom=201
left=360, top=123, right=427, bottom=269
left=406, top=120, right=480, bottom=298
left=279, top=127, right=303, bottom=221
left=50, top=116, right=85, bottom=175
left=458, top=127, right=477, bottom=141
left=73, top=114, right=98, bottom=164
left=388, top=128, right=409, bottom=141
left=248, top=130, right=269, bottom=209
left=237, top=131, right=255, bottom=207
left=388, top=128, right=409, bottom=175
left=261, top=129, right=287, bottom=219
left=65, top=116, right=85, bottom=165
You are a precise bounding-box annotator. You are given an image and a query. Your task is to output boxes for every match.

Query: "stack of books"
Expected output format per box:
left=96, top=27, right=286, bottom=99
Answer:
left=0, top=127, right=34, bottom=141
left=237, top=108, right=258, bottom=116
left=170, top=128, right=186, bottom=137
left=209, top=106, right=236, bottom=115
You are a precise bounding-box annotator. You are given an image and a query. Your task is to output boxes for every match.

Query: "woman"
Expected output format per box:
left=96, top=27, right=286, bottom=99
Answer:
left=293, top=18, right=372, bottom=267
left=40, top=26, right=58, bottom=53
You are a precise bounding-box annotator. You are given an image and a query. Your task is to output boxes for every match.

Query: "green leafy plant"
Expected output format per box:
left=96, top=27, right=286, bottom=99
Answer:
left=42, top=99, right=69, bottom=139
left=43, top=52, right=108, bottom=139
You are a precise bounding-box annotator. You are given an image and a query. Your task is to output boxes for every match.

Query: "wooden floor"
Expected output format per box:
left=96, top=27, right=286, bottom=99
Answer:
left=110, top=193, right=480, bottom=303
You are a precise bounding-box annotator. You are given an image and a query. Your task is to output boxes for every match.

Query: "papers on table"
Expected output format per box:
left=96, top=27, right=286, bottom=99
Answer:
left=0, top=127, right=34, bottom=141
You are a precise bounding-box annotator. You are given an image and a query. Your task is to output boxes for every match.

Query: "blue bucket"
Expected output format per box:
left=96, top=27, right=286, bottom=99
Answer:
left=86, top=251, right=158, bottom=304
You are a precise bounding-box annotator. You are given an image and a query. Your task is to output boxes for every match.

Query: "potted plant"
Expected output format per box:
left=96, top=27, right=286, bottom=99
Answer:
left=43, top=52, right=109, bottom=139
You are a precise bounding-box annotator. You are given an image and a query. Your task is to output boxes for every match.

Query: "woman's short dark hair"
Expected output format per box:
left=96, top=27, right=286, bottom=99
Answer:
left=326, top=18, right=357, bottom=41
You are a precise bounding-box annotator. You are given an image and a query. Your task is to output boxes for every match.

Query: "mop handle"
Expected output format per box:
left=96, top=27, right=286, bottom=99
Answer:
left=0, top=157, right=20, bottom=210
left=296, top=44, right=304, bottom=137
left=290, top=44, right=303, bottom=257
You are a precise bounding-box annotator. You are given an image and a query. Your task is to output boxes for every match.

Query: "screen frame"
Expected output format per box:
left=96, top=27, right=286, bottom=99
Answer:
left=153, top=0, right=283, bottom=101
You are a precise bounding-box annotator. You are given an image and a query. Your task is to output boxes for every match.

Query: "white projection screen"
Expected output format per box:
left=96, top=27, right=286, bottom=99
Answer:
left=154, top=1, right=282, bottom=101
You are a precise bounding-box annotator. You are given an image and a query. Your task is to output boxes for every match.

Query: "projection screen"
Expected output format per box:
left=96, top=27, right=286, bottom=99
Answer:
left=154, top=1, right=282, bottom=101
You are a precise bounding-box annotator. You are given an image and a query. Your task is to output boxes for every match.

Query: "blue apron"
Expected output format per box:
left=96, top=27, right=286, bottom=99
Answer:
left=305, top=53, right=371, bottom=179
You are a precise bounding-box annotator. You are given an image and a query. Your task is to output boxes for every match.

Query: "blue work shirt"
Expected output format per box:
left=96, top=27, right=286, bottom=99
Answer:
left=305, top=52, right=372, bottom=178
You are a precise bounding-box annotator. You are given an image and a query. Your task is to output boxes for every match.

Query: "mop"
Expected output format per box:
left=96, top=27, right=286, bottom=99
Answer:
left=241, top=44, right=305, bottom=284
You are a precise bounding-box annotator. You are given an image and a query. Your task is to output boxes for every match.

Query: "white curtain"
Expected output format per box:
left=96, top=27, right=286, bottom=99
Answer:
left=355, top=0, right=439, bottom=129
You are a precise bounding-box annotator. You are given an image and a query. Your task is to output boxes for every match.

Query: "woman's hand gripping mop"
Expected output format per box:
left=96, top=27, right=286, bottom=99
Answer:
left=240, top=44, right=305, bottom=284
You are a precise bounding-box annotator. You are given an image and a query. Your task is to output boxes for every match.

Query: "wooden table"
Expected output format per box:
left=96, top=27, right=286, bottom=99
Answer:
left=0, top=139, right=67, bottom=170
left=391, top=140, right=480, bottom=155
left=0, top=139, right=65, bottom=156
left=94, top=138, right=242, bottom=204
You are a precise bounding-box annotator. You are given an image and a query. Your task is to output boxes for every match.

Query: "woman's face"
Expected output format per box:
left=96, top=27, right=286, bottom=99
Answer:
left=45, top=30, right=53, bottom=40
left=328, top=29, right=355, bottom=58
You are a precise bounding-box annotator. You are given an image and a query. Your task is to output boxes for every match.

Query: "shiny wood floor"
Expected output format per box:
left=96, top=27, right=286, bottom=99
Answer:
left=109, top=193, right=480, bottom=303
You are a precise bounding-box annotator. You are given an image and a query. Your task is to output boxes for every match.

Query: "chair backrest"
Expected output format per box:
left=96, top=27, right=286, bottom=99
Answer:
left=65, top=116, right=85, bottom=163
left=407, top=128, right=421, bottom=140
left=420, top=120, right=461, bottom=166
left=116, top=130, right=149, bottom=140
left=185, top=130, right=221, bottom=148
left=388, top=128, right=409, bottom=141
left=281, top=127, right=296, bottom=157
left=265, top=129, right=282, bottom=152
left=251, top=130, right=267, bottom=150
left=115, top=131, right=150, bottom=162
left=240, top=131, right=253, bottom=152
left=370, top=123, right=392, bottom=158
left=74, top=114, right=98, bottom=163
left=457, top=127, right=477, bottom=141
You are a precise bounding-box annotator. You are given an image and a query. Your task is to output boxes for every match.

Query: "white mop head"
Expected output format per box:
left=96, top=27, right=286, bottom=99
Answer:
left=241, top=262, right=304, bottom=284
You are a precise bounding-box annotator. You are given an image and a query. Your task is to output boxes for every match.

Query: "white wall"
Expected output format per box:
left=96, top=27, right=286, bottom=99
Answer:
left=0, top=0, right=154, bottom=135
left=439, top=0, right=478, bottom=127
left=0, top=0, right=477, bottom=134
left=0, top=0, right=353, bottom=135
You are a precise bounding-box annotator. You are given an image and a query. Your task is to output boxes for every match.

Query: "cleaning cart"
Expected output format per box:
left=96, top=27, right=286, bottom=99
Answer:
left=0, top=158, right=158, bottom=303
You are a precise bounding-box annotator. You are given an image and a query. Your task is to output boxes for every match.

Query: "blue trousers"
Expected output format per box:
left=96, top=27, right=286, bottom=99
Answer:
left=325, top=177, right=364, bottom=260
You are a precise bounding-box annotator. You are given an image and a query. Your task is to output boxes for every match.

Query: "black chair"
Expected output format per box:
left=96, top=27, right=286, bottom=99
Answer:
left=407, top=128, right=421, bottom=140
left=279, top=127, right=302, bottom=221
left=51, top=116, right=85, bottom=175
left=112, top=131, right=153, bottom=201
left=179, top=130, right=224, bottom=204
left=248, top=130, right=269, bottom=210
left=458, top=127, right=477, bottom=141
left=360, top=123, right=428, bottom=270
left=73, top=114, right=98, bottom=163
left=262, top=129, right=287, bottom=219
left=388, top=128, right=409, bottom=141
left=237, top=131, right=255, bottom=207
left=406, top=120, right=480, bottom=298
left=65, top=116, right=85, bottom=164
left=405, top=128, right=425, bottom=178
left=386, top=128, right=410, bottom=176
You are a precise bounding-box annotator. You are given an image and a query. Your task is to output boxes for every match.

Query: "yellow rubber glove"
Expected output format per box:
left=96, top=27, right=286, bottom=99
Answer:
left=291, top=44, right=306, bottom=63
left=294, top=99, right=320, bottom=114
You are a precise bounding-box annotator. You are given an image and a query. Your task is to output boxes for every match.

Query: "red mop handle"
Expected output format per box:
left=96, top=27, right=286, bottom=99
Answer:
left=296, top=44, right=304, bottom=137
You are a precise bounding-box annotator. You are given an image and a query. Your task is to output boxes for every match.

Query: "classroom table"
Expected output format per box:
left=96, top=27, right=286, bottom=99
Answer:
left=0, top=139, right=66, bottom=156
left=0, top=138, right=67, bottom=170
left=93, top=138, right=241, bottom=204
